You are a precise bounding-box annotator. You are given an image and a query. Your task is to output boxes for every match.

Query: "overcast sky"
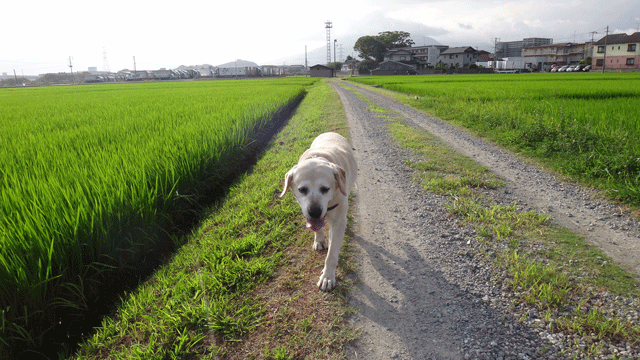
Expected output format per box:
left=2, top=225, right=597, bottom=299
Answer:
left=2, top=0, right=639, bottom=75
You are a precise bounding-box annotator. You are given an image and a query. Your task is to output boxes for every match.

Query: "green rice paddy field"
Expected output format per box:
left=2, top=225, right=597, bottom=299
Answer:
left=349, top=72, right=640, bottom=206
left=2, top=72, right=640, bottom=357
left=0, top=78, right=315, bottom=356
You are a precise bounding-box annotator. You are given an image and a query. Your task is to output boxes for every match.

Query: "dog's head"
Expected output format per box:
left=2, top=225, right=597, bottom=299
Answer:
left=280, top=158, right=347, bottom=232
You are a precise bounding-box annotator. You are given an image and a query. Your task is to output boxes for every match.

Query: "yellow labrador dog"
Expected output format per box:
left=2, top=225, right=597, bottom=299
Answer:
left=280, top=132, right=357, bottom=291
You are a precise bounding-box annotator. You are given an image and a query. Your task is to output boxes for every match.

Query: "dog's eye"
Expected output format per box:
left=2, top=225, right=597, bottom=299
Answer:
left=320, top=186, right=330, bottom=194
left=298, top=187, right=308, bottom=195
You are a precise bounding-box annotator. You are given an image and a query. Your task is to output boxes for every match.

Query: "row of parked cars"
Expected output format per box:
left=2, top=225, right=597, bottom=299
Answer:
left=550, top=64, right=592, bottom=72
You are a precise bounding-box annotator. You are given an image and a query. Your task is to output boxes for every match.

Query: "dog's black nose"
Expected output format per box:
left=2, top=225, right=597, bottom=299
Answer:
left=308, top=206, right=323, bottom=219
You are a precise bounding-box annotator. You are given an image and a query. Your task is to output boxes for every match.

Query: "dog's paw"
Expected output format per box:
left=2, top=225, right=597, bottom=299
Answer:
left=317, top=273, right=336, bottom=291
left=313, top=240, right=326, bottom=251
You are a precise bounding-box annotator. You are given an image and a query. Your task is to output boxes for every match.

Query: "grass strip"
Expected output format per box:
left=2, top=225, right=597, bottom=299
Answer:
left=364, top=96, right=640, bottom=358
left=72, top=79, right=356, bottom=360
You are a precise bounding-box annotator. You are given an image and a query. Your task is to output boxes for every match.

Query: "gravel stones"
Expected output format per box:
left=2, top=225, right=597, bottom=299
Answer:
left=332, top=80, right=639, bottom=360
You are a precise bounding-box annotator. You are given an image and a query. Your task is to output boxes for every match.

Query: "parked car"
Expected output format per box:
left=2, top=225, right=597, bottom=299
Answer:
left=557, top=65, right=570, bottom=72
left=582, top=65, right=592, bottom=72
left=573, top=65, right=584, bottom=72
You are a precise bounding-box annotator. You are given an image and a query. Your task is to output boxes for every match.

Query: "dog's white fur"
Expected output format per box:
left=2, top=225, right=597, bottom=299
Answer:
left=280, top=132, right=357, bottom=291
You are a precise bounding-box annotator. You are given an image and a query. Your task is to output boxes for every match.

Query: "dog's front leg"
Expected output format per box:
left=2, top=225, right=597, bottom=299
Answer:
left=313, top=229, right=326, bottom=250
left=317, top=218, right=346, bottom=291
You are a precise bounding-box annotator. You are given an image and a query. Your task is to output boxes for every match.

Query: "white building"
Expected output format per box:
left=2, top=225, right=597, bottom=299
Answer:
left=398, top=45, right=449, bottom=67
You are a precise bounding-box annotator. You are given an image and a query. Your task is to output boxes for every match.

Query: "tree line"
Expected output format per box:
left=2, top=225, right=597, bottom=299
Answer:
left=353, top=31, right=415, bottom=74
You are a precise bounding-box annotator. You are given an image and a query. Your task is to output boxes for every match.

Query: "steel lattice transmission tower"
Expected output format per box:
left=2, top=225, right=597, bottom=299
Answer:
left=325, top=20, right=332, bottom=65
left=102, top=47, right=110, bottom=73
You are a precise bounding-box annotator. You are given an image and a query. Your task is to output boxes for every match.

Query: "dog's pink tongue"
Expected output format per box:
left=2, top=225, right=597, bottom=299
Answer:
left=306, top=218, right=325, bottom=232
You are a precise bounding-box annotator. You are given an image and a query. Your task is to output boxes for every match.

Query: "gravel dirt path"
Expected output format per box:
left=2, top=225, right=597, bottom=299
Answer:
left=330, top=79, right=640, bottom=360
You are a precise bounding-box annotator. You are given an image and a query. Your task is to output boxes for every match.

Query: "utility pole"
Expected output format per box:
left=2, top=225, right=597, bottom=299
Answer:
left=602, top=26, right=608, bottom=73
left=305, top=45, right=308, bottom=70
left=13, top=69, right=18, bottom=84
left=133, top=56, right=137, bottom=78
left=492, top=38, right=500, bottom=69
left=334, top=39, right=337, bottom=64
left=68, top=56, right=74, bottom=83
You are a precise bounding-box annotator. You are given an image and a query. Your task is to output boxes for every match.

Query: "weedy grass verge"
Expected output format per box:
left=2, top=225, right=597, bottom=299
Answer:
left=71, top=79, right=357, bottom=359
left=361, top=93, right=640, bottom=358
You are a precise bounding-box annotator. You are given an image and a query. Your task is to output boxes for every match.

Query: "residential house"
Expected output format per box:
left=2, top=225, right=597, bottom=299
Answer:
left=371, top=60, right=418, bottom=75
left=438, top=47, right=481, bottom=68
left=592, top=32, right=640, bottom=70
left=371, top=49, right=427, bottom=75
left=522, top=42, right=593, bottom=70
left=398, top=45, right=449, bottom=67
left=343, top=58, right=359, bottom=71
left=382, top=49, right=427, bottom=69
left=476, top=50, right=492, bottom=62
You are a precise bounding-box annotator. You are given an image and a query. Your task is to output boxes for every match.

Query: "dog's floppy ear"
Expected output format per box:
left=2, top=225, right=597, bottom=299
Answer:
left=333, top=165, right=347, bottom=196
left=280, top=166, right=296, bottom=198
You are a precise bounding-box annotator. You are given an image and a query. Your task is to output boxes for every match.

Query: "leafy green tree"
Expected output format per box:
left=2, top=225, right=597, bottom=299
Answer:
left=328, top=62, right=343, bottom=70
left=357, top=59, right=375, bottom=74
left=354, top=31, right=415, bottom=64
left=0, top=77, right=31, bottom=87
left=377, top=31, right=415, bottom=49
left=353, top=36, right=387, bottom=62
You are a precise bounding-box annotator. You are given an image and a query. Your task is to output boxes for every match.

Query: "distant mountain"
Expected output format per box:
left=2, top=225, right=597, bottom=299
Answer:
left=215, top=59, right=259, bottom=68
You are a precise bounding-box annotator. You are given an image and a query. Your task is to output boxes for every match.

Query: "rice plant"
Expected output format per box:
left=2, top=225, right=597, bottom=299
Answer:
left=0, top=78, right=315, bottom=356
left=350, top=72, right=640, bottom=205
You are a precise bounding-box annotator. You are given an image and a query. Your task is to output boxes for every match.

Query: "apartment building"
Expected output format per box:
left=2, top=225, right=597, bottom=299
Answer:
left=496, top=38, right=553, bottom=57
left=522, top=42, right=593, bottom=69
